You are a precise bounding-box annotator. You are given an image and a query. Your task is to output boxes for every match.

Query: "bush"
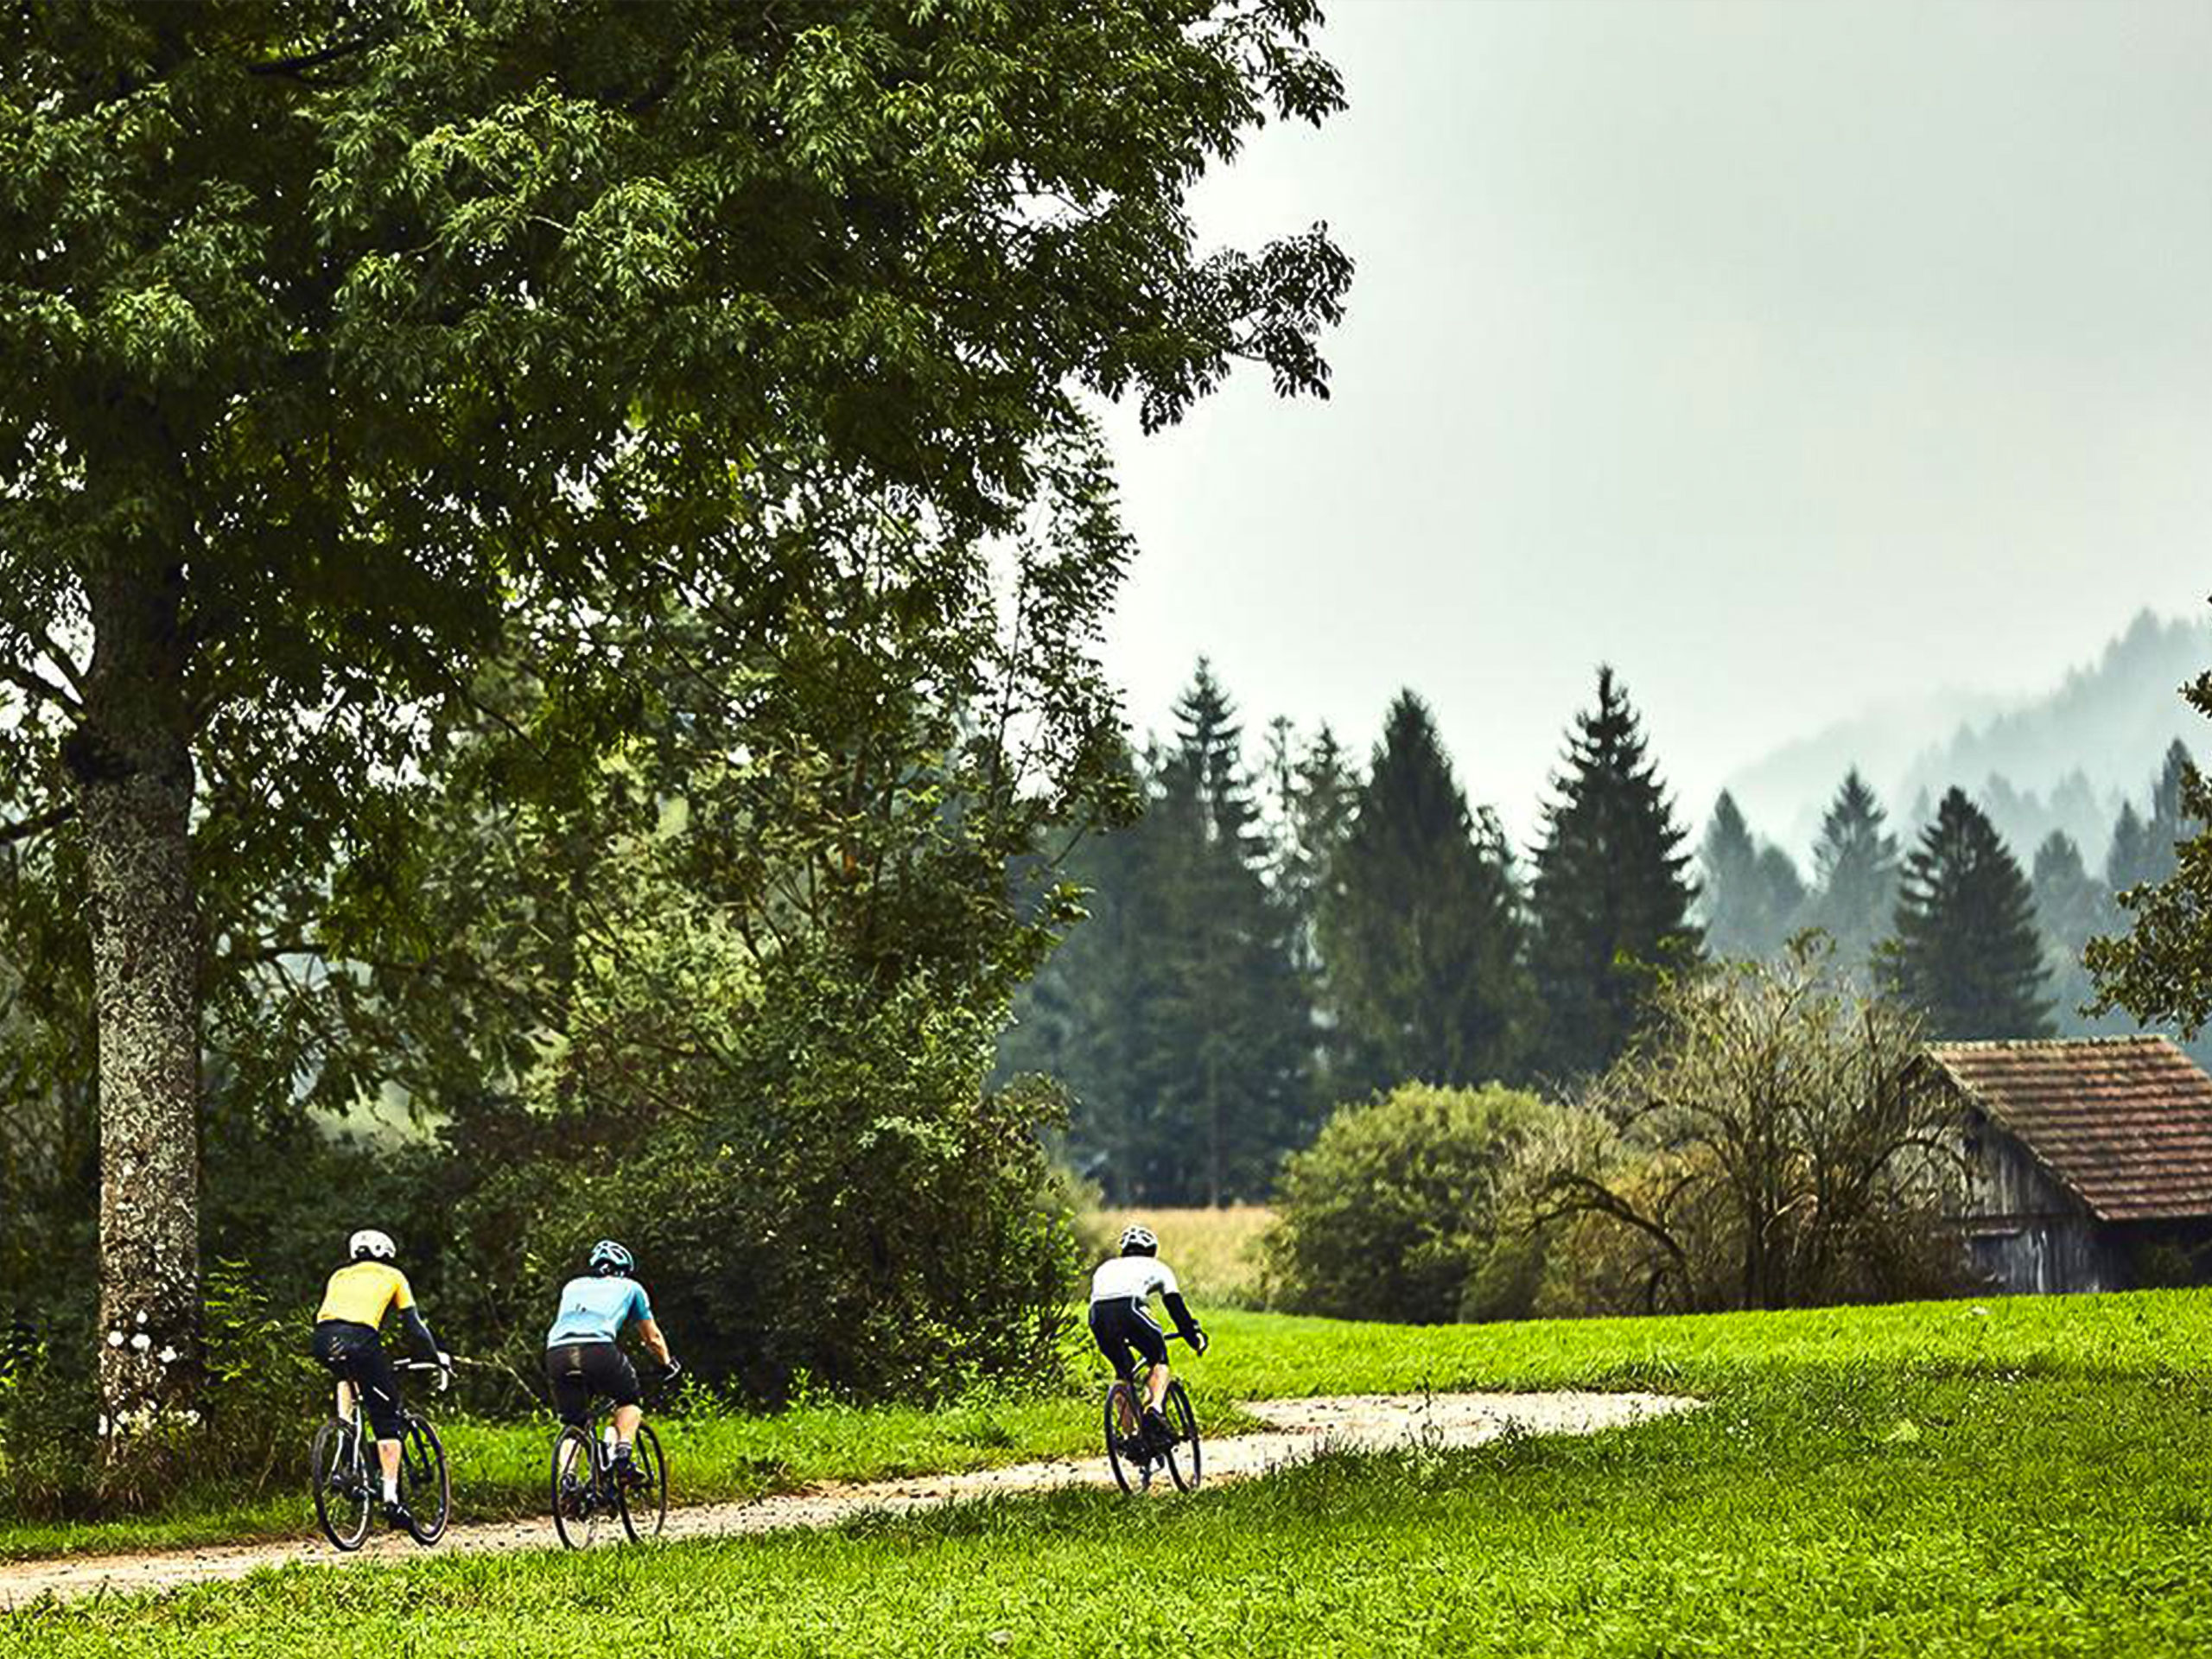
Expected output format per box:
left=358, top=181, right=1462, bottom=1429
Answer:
left=0, top=1337, right=97, bottom=1518
left=1264, top=1083, right=1560, bottom=1324
left=1536, top=942, right=1972, bottom=1313
left=446, top=935, right=1084, bottom=1407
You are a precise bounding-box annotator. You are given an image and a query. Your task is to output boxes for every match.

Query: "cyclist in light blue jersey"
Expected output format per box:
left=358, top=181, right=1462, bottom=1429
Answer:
left=543, top=1240, right=678, bottom=1484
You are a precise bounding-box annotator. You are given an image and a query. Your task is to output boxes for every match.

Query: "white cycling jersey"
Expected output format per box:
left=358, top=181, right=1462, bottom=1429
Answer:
left=1088, top=1255, right=1180, bottom=1306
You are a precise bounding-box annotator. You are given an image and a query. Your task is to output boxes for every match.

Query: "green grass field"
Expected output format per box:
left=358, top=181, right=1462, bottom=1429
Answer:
left=13, top=1292, right=2212, bottom=1654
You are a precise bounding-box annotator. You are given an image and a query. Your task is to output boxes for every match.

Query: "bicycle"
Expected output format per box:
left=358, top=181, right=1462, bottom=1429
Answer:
left=1103, top=1330, right=1201, bottom=1494
left=308, top=1357, right=452, bottom=1551
left=550, top=1402, right=668, bottom=1548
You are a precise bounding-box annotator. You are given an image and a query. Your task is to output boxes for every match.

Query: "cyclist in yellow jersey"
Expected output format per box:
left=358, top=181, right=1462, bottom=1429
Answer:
left=312, top=1230, right=448, bottom=1531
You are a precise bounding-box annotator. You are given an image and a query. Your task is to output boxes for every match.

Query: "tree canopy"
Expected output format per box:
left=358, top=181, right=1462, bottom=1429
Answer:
left=0, top=0, right=1351, bottom=1472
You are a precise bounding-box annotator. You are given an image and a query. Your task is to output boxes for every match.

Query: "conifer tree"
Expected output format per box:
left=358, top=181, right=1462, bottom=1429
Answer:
left=2031, top=830, right=2114, bottom=1037
left=1263, top=720, right=1360, bottom=1099
left=2107, top=802, right=2149, bottom=893
left=2143, top=741, right=2197, bottom=887
left=1319, top=692, right=1534, bottom=1098
left=2033, top=830, right=2112, bottom=950
left=1698, top=791, right=1807, bottom=960
left=1803, top=770, right=1902, bottom=980
left=1527, top=668, right=1700, bottom=1079
left=1138, top=664, right=1313, bottom=1205
left=1889, top=788, right=2053, bottom=1039
left=2088, top=654, right=2212, bottom=1036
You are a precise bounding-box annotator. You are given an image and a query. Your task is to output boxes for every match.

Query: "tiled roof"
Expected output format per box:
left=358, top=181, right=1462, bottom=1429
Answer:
left=1923, top=1036, right=2212, bottom=1222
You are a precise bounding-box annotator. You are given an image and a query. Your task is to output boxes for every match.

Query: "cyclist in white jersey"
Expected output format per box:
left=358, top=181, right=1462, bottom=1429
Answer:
left=1087, top=1224, right=1207, bottom=1448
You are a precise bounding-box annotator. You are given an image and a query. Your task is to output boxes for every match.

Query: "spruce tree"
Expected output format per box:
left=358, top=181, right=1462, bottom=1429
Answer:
left=1889, top=788, right=2054, bottom=1039
left=1141, top=664, right=1313, bottom=1205
left=2031, top=830, right=2114, bottom=1038
left=1319, top=692, right=1534, bottom=1099
left=1528, top=667, right=1700, bottom=1079
left=2107, top=801, right=2152, bottom=894
left=1698, top=791, right=1807, bottom=960
left=1263, top=721, right=1360, bottom=1101
left=2144, top=741, right=2198, bottom=887
left=1804, top=769, right=1902, bottom=981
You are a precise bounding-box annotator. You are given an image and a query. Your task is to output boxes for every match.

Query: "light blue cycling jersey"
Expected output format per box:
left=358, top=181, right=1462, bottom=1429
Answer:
left=545, top=1274, right=653, bottom=1348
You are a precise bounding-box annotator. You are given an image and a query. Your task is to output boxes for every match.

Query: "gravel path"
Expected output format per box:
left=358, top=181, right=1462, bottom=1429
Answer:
left=0, top=1389, right=1696, bottom=1610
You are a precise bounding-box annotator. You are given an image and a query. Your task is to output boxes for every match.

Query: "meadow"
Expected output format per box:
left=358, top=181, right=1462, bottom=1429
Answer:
left=10, top=1290, right=2212, bottom=1652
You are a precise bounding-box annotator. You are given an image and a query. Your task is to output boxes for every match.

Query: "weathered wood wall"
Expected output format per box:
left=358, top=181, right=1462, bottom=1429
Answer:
left=1957, top=1108, right=2125, bottom=1294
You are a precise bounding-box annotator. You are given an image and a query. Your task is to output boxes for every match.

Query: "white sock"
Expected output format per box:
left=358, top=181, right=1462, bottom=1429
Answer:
left=382, top=1476, right=398, bottom=1503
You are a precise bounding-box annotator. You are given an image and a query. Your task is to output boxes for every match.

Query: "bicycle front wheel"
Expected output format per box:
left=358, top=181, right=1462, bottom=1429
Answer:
left=310, top=1417, right=373, bottom=1551
left=618, top=1422, right=667, bottom=1542
left=1162, top=1380, right=1202, bottom=1492
left=550, top=1425, right=601, bottom=1549
left=400, top=1416, right=450, bottom=1544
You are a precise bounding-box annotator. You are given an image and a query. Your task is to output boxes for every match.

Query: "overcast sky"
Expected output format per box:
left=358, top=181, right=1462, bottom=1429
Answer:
left=1102, top=0, right=2212, bottom=842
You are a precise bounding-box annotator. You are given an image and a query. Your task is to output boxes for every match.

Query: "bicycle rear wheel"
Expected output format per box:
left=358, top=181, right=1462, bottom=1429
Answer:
left=310, top=1417, right=373, bottom=1551
left=618, top=1422, right=667, bottom=1541
left=400, top=1416, right=450, bottom=1544
left=1103, top=1381, right=1147, bottom=1495
left=1162, top=1380, right=1202, bottom=1491
left=551, top=1425, right=601, bottom=1548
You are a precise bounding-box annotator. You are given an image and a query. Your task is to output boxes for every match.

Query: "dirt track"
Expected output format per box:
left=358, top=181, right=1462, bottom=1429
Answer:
left=0, top=1389, right=1696, bottom=1610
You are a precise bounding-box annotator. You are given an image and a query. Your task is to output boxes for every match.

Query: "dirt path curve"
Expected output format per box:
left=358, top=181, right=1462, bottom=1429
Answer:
left=0, top=1389, right=1695, bottom=1610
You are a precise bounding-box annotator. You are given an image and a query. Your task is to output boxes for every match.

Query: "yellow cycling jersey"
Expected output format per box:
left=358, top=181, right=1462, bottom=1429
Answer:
left=316, top=1262, right=415, bottom=1329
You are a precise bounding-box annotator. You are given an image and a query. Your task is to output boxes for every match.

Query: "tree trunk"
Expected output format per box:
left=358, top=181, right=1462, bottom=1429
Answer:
left=65, top=560, right=201, bottom=1474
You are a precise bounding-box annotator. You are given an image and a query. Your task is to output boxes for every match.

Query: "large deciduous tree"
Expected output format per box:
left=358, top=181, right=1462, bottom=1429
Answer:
left=0, top=1, right=1348, bottom=1469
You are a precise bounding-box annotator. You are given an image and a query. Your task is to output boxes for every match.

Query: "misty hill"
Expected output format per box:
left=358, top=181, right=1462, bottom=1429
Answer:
left=1727, top=609, right=2208, bottom=865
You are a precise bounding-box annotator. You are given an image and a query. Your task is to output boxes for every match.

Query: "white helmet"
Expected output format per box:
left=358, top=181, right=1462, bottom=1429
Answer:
left=349, top=1229, right=397, bottom=1262
left=1119, top=1224, right=1157, bottom=1255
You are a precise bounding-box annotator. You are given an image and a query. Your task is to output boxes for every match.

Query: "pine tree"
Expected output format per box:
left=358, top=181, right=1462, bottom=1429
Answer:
left=1803, top=769, right=1902, bottom=981
left=1262, top=721, right=1360, bottom=1100
left=2031, top=830, right=2115, bottom=1038
left=1528, top=667, right=1700, bottom=1079
left=1698, top=791, right=1807, bottom=961
left=2144, top=741, right=2198, bottom=887
left=2032, top=830, right=2112, bottom=950
left=1139, top=664, right=1313, bottom=1205
left=2107, top=802, right=2151, bottom=893
left=1319, top=691, right=1534, bottom=1099
left=1889, top=788, right=2054, bottom=1039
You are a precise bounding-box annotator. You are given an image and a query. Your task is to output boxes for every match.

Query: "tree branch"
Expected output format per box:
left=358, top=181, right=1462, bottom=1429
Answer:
left=246, top=35, right=383, bottom=79
left=0, top=804, right=74, bottom=846
left=0, top=660, right=81, bottom=716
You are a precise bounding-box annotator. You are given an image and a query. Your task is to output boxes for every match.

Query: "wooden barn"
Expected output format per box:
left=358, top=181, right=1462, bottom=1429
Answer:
left=1921, top=1036, right=2212, bottom=1295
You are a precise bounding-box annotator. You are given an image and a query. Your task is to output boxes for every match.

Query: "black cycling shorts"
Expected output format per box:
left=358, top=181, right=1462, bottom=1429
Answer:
left=545, top=1340, right=641, bottom=1427
left=1089, top=1298, right=1169, bottom=1382
left=313, top=1319, right=404, bottom=1439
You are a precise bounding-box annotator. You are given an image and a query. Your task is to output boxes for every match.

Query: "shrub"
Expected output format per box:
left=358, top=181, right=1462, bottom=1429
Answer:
left=0, top=1337, right=97, bottom=1518
left=1264, top=1083, right=1560, bottom=1324
left=447, top=937, right=1083, bottom=1407
left=1535, top=940, right=1973, bottom=1313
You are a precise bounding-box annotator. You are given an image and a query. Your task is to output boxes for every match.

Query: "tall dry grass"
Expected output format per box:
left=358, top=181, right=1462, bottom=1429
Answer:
left=1082, top=1206, right=1277, bottom=1307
